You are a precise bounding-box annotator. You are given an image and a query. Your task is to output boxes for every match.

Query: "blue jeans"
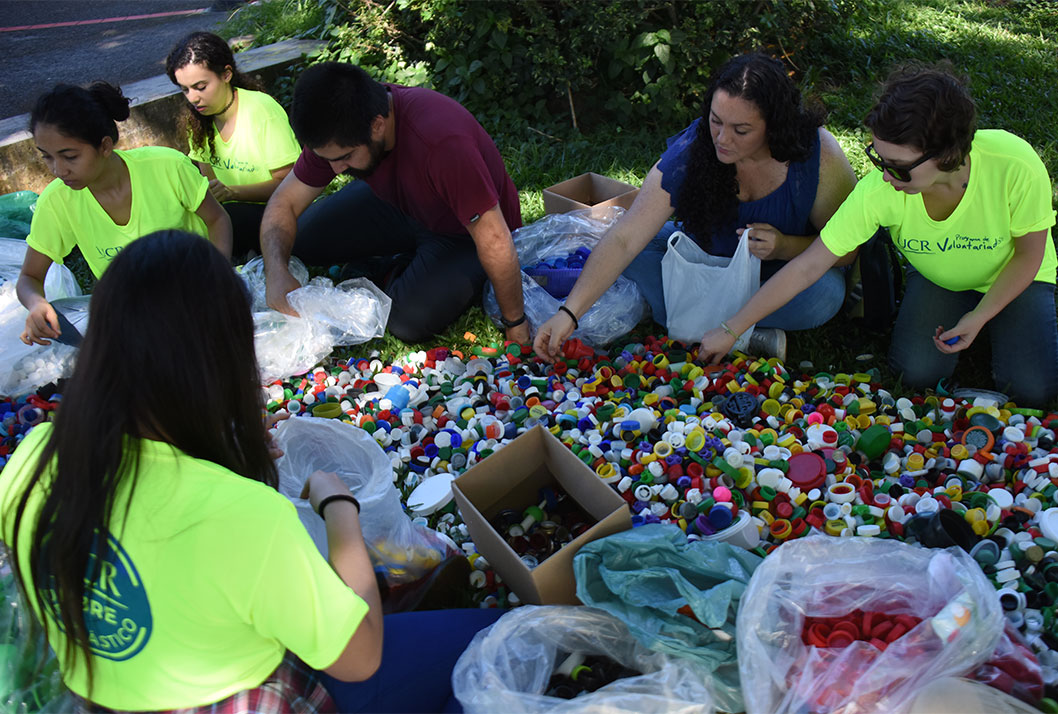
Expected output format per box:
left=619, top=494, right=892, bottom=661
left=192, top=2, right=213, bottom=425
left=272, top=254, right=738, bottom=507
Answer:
left=320, top=608, right=504, bottom=713
left=623, top=222, right=846, bottom=330
left=889, top=271, right=1058, bottom=407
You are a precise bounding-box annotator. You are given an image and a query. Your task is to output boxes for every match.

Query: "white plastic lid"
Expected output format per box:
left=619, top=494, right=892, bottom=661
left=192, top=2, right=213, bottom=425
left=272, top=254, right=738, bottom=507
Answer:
left=406, top=473, right=456, bottom=516
left=1039, top=508, right=1058, bottom=543
left=987, top=488, right=1014, bottom=510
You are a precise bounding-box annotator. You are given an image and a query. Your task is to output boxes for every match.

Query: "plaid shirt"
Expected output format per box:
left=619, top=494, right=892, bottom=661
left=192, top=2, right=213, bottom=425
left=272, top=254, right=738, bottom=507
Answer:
left=74, top=653, right=337, bottom=714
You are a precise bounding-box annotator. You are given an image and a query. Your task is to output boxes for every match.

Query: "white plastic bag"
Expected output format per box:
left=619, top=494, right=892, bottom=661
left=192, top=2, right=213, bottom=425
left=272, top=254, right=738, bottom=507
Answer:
left=238, top=257, right=391, bottom=383
left=0, top=237, right=83, bottom=301
left=484, top=208, right=647, bottom=346
left=453, top=605, right=715, bottom=714
left=273, top=417, right=454, bottom=585
left=661, top=230, right=760, bottom=350
left=736, top=536, right=1004, bottom=714
left=0, top=238, right=86, bottom=397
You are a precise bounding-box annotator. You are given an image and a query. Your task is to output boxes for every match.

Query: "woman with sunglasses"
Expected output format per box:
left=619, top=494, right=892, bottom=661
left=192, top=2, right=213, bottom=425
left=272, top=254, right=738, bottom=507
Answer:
left=534, top=52, right=858, bottom=363
left=699, top=63, right=1057, bottom=406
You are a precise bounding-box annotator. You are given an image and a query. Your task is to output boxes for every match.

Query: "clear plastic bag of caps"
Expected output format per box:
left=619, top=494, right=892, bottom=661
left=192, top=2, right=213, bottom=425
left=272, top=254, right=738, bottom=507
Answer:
left=0, top=237, right=85, bottom=397
left=238, top=257, right=392, bottom=383
left=452, top=605, right=715, bottom=714
left=483, top=207, right=648, bottom=346
left=273, top=417, right=457, bottom=585
left=736, top=536, right=1004, bottom=714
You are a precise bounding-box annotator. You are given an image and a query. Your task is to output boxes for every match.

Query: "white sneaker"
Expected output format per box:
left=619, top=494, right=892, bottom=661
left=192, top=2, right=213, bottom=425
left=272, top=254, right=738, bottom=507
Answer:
left=747, top=327, right=787, bottom=362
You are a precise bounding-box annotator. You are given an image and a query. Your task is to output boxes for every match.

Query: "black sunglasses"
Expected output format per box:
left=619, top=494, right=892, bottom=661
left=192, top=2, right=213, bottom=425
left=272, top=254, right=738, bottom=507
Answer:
left=864, top=143, right=935, bottom=183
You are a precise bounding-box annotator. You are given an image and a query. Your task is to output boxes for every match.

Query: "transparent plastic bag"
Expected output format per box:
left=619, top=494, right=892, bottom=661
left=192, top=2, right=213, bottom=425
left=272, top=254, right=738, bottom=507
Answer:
left=452, top=605, right=715, bottom=714
left=239, top=257, right=391, bottom=383
left=0, top=550, right=73, bottom=712
left=0, top=237, right=83, bottom=302
left=0, top=237, right=88, bottom=396
left=0, top=294, right=89, bottom=398
left=736, top=536, right=1005, bottom=714
left=484, top=208, right=647, bottom=346
left=661, top=230, right=760, bottom=350
left=968, top=623, right=1043, bottom=706
left=273, top=417, right=454, bottom=585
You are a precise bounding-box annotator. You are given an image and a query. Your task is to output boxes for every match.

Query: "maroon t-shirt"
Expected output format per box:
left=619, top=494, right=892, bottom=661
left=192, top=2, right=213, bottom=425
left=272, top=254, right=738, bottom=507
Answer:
left=293, top=84, right=522, bottom=236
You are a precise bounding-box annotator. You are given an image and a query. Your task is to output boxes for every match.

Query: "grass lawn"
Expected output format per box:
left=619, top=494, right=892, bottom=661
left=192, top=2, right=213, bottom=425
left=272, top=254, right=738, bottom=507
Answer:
left=63, top=0, right=1058, bottom=408
left=314, top=0, right=1056, bottom=409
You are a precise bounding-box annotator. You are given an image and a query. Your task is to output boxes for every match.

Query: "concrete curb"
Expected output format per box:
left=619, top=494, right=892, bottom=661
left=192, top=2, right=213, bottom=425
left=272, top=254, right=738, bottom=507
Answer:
left=0, top=38, right=323, bottom=195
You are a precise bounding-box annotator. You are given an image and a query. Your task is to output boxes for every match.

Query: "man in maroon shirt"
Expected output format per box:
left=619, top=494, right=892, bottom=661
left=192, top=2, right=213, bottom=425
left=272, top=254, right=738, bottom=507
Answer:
left=259, top=62, right=528, bottom=343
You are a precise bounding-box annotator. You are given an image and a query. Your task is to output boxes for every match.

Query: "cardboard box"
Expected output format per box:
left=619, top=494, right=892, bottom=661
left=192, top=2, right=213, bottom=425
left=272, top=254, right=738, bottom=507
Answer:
left=542, top=172, right=639, bottom=216
left=452, top=425, right=632, bottom=605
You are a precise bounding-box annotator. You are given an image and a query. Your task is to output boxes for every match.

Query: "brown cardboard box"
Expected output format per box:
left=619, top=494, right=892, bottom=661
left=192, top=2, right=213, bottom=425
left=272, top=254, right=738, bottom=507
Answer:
left=452, top=425, right=632, bottom=605
left=542, top=172, right=639, bottom=217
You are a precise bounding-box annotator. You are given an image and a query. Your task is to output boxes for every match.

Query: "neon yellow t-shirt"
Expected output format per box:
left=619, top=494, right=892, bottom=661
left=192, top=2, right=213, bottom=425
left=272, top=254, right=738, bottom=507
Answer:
left=0, top=423, right=368, bottom=711
left=188, top=88, right=301, bottom=190
left=26, top=147, right=209, bottom=279
left=821, top=130, right=1057, bottom=292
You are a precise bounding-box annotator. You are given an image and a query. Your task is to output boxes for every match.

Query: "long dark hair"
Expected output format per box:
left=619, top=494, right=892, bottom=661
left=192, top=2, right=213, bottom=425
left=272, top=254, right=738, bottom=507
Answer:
left=165, top=31, right=260, bottom=162
left=29, top=82, right=130, bottom=147
left=866, top=62, right=976, bottom=172
left=9, top=231, right=276, bottom=693
left=675, top=53, right=824, bottom=245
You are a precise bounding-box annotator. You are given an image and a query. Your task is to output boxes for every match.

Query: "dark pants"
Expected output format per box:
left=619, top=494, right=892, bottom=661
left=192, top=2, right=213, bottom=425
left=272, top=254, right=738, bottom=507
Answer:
left=293, top=182, right=487, bottom=343
left=889, top=271, right=1058, bottom=406
left=320, top=608, right=504, bottom=713
left=223, top=202, right=267, bottom=258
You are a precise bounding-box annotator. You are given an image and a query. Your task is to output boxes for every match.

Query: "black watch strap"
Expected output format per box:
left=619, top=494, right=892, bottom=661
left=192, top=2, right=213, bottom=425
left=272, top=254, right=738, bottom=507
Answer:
left=500, top=313, right=527, bottom=328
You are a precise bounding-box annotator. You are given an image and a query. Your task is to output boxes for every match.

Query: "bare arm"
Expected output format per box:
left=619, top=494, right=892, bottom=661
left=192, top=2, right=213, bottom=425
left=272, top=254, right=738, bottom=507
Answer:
left=533, top=162, right=674, bottom=361
left=261, top=171, right=326, bottom=315
left=741, top=128, right=859, bottom=267
left=466, top=204, right=530, bottom=343
left=301, top=470, right=383, bottom=682
left=209, top=165, right=294, bottom=204
left=16, top=247, right=59, bottom=345
left=935, top=229, right=1048, bottom=352
left=698, top=237, right=845, bottom=362
left=195, top=192, right=233, bottom=260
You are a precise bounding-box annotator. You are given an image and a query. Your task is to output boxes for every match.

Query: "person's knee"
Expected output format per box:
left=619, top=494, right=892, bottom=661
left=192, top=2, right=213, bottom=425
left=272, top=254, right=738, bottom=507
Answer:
left=993, top=367, right=1057, bottom=408
left=386, top=301, right=441, bottom=343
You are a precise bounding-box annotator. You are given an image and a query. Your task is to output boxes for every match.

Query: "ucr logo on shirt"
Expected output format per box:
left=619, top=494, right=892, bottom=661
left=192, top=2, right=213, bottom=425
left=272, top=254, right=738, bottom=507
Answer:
left=41, top=530, right=152, bottom=661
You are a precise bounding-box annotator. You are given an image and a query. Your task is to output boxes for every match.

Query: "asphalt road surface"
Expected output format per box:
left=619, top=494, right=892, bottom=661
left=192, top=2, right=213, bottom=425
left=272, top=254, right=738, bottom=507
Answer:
left=0, top=0, right=237, bottom=119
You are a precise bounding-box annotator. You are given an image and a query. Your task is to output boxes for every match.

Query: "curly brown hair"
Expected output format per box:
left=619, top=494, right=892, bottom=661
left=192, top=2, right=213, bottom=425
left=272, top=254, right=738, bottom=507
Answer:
left=865, top=61, right=976, bottom=172
left=165, top=32, right=261, bottom=162
left=675, top=53, right=824, bottom=247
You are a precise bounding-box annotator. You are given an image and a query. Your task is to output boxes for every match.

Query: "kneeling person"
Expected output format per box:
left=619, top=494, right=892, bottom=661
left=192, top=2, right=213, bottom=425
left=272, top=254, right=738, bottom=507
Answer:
left=261, top=63, right=527, bottom=343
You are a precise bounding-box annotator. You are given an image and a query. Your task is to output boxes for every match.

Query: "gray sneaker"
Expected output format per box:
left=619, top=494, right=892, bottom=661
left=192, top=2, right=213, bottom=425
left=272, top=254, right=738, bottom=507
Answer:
left=747, top=327, right=787, bottom=362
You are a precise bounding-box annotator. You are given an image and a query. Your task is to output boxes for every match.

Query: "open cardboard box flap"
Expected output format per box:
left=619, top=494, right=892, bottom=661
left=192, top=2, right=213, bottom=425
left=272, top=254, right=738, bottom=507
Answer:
left=453, top=425, right=631, bottom=605
left=542, top=172, right=639, bottom=217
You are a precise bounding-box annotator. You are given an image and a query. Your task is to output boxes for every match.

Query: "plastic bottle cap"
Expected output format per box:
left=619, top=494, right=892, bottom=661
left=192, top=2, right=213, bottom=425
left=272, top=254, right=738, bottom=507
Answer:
left=786, top=452, right=826, bottom=491
left=1039, top=509, right=1058, bottom=543
left=406, top=473, right=456, bottom=516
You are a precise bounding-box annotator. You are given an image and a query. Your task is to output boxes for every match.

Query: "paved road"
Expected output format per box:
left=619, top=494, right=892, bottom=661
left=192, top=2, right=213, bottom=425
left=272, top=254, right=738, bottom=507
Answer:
left=0, top=1, right=236, bottom=119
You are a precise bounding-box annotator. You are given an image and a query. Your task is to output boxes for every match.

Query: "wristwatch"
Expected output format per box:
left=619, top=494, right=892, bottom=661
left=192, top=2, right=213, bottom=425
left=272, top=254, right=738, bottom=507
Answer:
left=500, top=313, right=527, bottom=328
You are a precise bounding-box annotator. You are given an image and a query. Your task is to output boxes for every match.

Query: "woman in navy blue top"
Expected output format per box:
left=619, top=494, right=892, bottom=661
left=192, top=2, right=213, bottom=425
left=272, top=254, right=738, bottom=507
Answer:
left=535, top=53, right=857, bottom=361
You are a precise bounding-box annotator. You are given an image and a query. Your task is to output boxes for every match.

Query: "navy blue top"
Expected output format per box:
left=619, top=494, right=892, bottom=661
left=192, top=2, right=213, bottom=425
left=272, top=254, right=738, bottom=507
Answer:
left=657, top=118, right=821, bottom=270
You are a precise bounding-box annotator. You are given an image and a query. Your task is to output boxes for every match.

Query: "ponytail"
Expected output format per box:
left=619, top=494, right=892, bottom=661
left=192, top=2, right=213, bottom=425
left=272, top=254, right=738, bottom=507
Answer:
left=29, top=81, right=129, bottom=147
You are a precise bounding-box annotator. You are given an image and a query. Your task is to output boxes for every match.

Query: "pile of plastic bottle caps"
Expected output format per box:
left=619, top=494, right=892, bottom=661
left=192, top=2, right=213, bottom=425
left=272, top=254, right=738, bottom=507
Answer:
left=4, top=334, right=1058, bottom=705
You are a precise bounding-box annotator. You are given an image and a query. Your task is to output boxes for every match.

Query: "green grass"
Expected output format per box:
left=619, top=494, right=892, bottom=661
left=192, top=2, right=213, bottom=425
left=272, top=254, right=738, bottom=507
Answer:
left=56, top=0, right=1058, bottom=408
